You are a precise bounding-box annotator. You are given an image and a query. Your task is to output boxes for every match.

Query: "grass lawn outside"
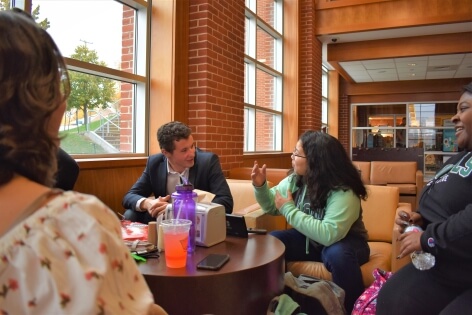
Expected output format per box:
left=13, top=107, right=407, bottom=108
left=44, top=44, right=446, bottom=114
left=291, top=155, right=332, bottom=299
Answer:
left=60, top=120, right=108, bottom=154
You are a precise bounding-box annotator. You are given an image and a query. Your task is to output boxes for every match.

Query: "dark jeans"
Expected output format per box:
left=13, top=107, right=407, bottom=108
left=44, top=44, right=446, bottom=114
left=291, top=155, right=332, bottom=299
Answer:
left=270, top=228, right=370, bottom=314
left=123, top=209, right=154, bottom=224
left=377, top=264, right=472, bottom=315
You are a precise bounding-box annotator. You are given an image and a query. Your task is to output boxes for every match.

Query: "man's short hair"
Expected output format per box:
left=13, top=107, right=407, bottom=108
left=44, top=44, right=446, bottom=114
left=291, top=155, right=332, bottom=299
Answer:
left=157, top=121, right=192, bottom=152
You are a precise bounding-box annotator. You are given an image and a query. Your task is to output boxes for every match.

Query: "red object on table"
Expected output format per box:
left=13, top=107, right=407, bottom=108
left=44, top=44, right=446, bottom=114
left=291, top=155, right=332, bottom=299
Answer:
left=121, top=221, right=148, bottom=241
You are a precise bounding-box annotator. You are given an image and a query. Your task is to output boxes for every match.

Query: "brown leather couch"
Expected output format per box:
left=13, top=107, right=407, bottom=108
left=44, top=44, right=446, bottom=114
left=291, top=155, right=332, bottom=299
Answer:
left=226, top=177, right=410, bottom=287
left=227, top=167, right=291, bottom=231
left=286, top=185, right=410, bottom=287
left=353, top=161, right=423, bottom=209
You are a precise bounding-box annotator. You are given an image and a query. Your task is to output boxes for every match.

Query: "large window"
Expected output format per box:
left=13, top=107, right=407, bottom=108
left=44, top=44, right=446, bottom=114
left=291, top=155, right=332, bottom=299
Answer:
left=244, top=0, right=283, bottom=152
left=5, top=0, right=150, bottom=156
left=351, top=102, right=458, bottom=181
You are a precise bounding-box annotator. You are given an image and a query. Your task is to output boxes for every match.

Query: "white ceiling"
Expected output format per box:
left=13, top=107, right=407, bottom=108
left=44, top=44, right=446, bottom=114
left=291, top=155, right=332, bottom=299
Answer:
left=319, top=22, right=472, bottom=83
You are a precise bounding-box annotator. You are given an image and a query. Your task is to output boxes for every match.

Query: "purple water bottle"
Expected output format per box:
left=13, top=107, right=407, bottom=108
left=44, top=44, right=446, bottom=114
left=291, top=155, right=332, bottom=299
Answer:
left=172, top=183, right=198, bottom=253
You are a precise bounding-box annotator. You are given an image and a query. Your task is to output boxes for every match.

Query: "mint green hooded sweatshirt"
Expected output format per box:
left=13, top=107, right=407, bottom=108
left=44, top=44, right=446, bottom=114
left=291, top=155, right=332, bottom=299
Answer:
left=254, top=174, right=368, bottom=252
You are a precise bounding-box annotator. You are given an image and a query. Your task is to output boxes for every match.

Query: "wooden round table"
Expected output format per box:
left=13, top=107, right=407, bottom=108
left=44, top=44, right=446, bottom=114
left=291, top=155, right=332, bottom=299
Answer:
left=138, top=234, right=285, bottom=315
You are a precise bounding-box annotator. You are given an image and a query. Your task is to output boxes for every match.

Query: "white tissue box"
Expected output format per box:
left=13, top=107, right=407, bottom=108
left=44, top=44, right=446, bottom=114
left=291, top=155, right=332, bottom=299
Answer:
left=195, top=203, right=226, bottom=247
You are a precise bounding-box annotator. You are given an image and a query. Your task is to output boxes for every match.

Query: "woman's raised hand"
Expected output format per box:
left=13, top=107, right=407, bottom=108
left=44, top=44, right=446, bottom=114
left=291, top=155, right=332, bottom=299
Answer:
left=251, top=160, right=267, bottom=187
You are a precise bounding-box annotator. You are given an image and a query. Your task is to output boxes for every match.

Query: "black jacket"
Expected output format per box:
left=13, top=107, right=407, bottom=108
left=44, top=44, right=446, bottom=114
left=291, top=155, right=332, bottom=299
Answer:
left=418, top=150, right=472, bottom=287
left=55, top=148, right=79, bottom=191
left=122, top=149, right=233, bottom=214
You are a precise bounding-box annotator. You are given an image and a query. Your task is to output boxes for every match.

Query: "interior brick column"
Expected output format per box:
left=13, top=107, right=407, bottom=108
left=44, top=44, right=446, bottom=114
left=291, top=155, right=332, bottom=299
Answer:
left=188, top=0, right=245, bottom=174
left=299, top=0, right=323, bottom=135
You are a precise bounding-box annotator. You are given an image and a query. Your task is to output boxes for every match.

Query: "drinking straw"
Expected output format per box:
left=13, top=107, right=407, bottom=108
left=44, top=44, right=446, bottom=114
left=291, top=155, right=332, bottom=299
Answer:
left=180, top=175, right=188, bottom=185
left=176, top=200, right=183, bottom=220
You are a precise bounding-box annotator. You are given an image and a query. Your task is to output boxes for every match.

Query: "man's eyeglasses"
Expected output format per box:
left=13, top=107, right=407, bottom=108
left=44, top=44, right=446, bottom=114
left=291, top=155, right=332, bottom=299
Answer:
left=292, top=148, right=306, bottom=159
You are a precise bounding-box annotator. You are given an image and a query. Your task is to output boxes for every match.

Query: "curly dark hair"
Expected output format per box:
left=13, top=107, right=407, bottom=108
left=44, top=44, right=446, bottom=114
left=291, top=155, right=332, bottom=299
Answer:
left=0, top=9, right=70, bottom=187
left=297, top=131, right=367, bottom=211
left=157, top=121, right=192, bottom=152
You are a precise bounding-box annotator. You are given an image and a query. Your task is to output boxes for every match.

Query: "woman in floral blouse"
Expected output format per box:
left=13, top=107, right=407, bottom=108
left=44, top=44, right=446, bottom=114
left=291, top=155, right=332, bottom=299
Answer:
left=0, top=9, right=166, bottom=315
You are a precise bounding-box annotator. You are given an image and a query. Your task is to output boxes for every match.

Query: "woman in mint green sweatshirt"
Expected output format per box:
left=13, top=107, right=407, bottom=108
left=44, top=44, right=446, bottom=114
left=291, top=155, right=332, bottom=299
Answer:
left=252, top=131, right=369, bottom=313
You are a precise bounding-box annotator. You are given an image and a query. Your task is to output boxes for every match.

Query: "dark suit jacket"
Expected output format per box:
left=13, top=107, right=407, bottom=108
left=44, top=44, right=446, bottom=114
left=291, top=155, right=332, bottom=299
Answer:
left=122, top=149, right=233, bottom=213
left=55, top=148, right=79, bottom=191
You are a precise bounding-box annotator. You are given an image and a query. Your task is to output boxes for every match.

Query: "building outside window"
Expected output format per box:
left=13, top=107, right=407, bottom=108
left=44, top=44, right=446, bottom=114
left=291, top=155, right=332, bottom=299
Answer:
left=244, top=0, right=283, bottom=152
left=5, top=0, right=150, bottom=156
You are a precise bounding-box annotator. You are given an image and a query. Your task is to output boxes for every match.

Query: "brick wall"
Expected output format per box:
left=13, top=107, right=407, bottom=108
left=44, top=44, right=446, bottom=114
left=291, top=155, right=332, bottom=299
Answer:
left=120, top=7, right=135, bottom=152
left=299, top=0, right=323, bottom=136
left=338, top=78, right=350, bottom=151
left=188, top=0, right=245, bottom=172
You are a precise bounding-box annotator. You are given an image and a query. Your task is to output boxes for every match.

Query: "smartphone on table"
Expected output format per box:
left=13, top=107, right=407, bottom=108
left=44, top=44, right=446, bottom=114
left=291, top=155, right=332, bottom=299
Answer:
left=196, top=254, right=230, bottom=271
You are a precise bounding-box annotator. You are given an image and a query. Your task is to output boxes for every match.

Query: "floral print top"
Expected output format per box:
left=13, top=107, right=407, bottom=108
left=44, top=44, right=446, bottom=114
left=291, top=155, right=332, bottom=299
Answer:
left=0, top=191, right=154, bottom=315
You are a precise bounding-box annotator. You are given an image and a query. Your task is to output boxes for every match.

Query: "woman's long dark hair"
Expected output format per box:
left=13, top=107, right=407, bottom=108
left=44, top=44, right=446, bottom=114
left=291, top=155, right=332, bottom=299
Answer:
left=297, top=131, right=367, bottom=211
left=0, top=9, right=70, bottom=187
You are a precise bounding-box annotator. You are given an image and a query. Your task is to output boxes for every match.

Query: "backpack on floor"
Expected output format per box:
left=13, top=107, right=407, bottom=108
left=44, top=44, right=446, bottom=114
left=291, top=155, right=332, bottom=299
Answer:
left=282, top=272, right=346, bottom=315
left=352, top=268, right=393, bottom=315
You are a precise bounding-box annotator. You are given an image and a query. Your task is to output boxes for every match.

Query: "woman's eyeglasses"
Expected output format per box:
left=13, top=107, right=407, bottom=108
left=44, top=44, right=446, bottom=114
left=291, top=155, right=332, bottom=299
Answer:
left=292, top=149, right=306, bottom=159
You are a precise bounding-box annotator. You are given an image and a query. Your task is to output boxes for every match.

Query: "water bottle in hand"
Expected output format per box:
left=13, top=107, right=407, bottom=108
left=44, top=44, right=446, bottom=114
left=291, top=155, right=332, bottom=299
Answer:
left=404, top=225, right=435, bottom=270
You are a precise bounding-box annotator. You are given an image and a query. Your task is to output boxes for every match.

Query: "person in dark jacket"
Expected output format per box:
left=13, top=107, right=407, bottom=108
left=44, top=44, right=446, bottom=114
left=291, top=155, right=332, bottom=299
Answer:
left=377, top=82, right=472, bottom=314
left=122, top=121, right=233, bottom=223
left=55, top=147, right=79, bottom=190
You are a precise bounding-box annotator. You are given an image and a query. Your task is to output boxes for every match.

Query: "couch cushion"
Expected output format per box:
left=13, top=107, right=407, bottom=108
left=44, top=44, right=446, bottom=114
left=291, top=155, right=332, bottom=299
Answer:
left=370, top=161, right=417, bottom=185
left=386, top=183, right=417, bottom=195
left=226, top=179, right=258, bottom=213
left=362, top=185, right=399, bottom=243
left=286, top=241, right=392, bottom=287
left=286, top=261, right=333, bottom=281
left=361, top=242, right=392, bottom=286
left=244, top=209, right=288, bottom=231
left=226, top=179, right=273, bottom=214
left=352, top=161, right=371, bottom=184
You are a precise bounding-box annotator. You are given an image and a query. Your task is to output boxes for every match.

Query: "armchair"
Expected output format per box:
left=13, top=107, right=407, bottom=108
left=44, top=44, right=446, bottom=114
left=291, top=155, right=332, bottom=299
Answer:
left=352, top=161, right=423, bottom=209
left=250, top=185, right=410, bottom=287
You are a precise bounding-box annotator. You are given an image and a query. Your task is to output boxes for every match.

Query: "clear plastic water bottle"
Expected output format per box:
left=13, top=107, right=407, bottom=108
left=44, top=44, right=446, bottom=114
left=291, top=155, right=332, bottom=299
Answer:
left=171, top=183, right=198, bottom=253
left=404, top=225, right=435, bottom=270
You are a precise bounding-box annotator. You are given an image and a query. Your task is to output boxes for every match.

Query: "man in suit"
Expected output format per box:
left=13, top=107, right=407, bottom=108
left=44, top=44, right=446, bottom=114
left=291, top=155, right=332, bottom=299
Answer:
left=122, top=121, right=233, bottom=223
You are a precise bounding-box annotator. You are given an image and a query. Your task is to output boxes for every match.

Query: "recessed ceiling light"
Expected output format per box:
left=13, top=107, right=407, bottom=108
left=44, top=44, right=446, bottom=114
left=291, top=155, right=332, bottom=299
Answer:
left=409, top=73, right=416, bottom=76
left=408, top=63, right=416, bottom=66
left=434, top=66, right=451, bottom=70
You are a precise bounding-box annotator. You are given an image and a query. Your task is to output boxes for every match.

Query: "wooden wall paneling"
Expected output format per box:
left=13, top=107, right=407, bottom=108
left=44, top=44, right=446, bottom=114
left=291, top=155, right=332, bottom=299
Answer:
left=328, top=33, right=472, bottom=62
left=328, top=33, right=472, bottom=83
left=346, top=78, right=471, bottom=97
left=150, top=0, right=189, bottom=154
left=316, top=0, right=392, bottom=10
left=316, top=0, right=472, bottom=35
left=74, top=159, right=147, bottom=215
left=283, top=0, right=300, bottom=153
left=350, top=91, right=464, bottom=104
left=328, top=70, right=340, bottom=137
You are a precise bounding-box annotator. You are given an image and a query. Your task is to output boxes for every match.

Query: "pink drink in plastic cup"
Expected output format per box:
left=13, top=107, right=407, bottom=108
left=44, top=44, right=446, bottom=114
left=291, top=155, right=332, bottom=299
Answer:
left=161, top=219, right=191, bottom=268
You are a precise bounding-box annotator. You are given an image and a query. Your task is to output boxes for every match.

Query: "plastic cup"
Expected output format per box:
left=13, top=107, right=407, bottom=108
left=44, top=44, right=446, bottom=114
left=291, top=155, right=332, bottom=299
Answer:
left=161, top=219, right=192, bottom=268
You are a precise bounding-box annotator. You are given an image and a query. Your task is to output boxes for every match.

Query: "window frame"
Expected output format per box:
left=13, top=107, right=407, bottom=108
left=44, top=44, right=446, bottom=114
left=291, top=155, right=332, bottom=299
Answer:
left=244, top=0, right=284, bottom=153
left=17, top=0, right=151, bottom=158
